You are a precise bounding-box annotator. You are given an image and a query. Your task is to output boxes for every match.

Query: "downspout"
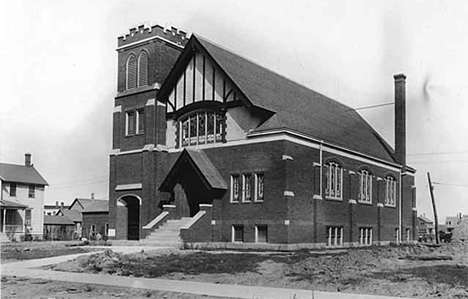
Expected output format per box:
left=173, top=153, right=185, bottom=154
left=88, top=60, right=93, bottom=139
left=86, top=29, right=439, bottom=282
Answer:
left=319, top=140, right=323, bottom=197
left=399, top=169, right=402, bottom=243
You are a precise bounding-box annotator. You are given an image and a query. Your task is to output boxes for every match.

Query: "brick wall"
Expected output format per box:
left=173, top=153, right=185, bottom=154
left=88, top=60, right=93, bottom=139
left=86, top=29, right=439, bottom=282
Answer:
left=82, top=212, right=109, bottom=238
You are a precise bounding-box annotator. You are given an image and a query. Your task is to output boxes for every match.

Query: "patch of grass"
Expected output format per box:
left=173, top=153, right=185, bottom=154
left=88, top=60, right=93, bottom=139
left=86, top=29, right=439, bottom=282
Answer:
left=1, top=247, right=93, bottom=261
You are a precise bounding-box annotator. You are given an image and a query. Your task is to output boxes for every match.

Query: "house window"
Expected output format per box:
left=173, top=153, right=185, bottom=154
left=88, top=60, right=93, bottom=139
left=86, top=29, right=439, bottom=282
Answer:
left=180, top=111, right=223, bottom=147
left=256, top=225, right=268, bottom=243
left=126, top=54, right=137, bottom=89
left=9, top=183, right=16, bottom=197
left=232, top=225, right=244, bottom=242
left=25, top=210, right=32, bottom=226
left=358, top=170, right=372, bottom=203
left=385, top=176, right=397, bottom=206
left=28, top=185, right=35, bottom=198
left=359, top=227, right=372, bottom=246
left=325, top=162, right=342, bottom=199
left=231, top=175, right=240, bottom=203
left=136, top=109, right=145, bottom=134
left=254, top=173, right=264, bottom=202
left=126, top=111, right=135, bottom=135
left=137, top=51, right=148, bottom=87
left=242, top=174, right=252, bottom=202
left=326, top=226, right=343, bottom=247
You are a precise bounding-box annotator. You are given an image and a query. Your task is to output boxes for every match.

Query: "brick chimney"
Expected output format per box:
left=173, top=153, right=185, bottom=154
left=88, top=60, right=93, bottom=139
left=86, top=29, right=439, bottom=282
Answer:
left=394, top=74, right=406, bottom=171
left=25, top=153, right=32, bottom=167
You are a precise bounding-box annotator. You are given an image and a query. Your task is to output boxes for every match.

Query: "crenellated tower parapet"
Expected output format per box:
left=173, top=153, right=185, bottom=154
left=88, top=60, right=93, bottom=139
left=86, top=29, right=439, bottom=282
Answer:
left=117, top=23, right=188, bottom=49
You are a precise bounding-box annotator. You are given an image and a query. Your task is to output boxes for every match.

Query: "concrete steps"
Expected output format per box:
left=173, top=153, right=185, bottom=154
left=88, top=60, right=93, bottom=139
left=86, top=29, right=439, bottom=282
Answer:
left=141, top=217, right=192, bottom=247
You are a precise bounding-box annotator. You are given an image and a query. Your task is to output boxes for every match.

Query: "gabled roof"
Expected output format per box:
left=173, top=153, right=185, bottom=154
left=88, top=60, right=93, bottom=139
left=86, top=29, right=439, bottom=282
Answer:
left=58, top=209, right=82, bottom=222
left=81, top=200, right=108, bottom=213
left=44, top=215, right=74, bottom=225
left=161, top=35, right=398, bottom=164
left=160, top=149, right=227, bottom=192
left=418, top=215, right=433, bottom=223
left=0, top=199, right=28, bottom=209
left=69, top=198, right=100, bottom=210
left=0, top=163, right=49, bottom=185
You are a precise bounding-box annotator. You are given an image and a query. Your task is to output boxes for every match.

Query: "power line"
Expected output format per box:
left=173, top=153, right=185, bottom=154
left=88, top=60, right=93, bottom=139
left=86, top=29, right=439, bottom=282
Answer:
left=407, top=150, right=468, bottom=156
left=347, top=102, right=394, bottom=111
left=433, top=182, right=468, bottom=188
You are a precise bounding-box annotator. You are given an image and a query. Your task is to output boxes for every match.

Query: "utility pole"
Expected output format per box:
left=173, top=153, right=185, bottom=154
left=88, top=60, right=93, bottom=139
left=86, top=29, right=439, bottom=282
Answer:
left=427, top=172, right=440, bottom=244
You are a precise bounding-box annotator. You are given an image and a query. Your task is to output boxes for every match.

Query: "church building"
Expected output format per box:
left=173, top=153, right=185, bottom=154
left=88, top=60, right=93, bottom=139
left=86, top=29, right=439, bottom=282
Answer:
left=108, top=24, right=417, bottom=248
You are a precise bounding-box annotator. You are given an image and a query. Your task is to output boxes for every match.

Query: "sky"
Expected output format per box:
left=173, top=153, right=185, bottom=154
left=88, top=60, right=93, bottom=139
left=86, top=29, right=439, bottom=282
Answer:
left=1, top=0, right=467, bottom=222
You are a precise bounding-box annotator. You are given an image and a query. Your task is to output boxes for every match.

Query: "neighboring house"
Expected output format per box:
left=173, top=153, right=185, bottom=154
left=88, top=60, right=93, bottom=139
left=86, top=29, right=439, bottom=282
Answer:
left=56, top=197, right=108, bottom=238
left=81, top=200, right=109, bottom=240
left=108, top=24, right=417, bottom=248
left=43, top=215, right=75, bottom=240
left=0, top=153, right=48, bottom=241
left=445, top=216, right=459, bottom=233
left=418, top=215, right=434, bottom=241
left=44, top=201, right=69, bottom=216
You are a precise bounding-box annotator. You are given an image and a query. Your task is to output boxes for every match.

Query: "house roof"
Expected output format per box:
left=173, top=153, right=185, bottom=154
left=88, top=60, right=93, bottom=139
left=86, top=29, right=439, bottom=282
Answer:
left=0, top=163, right=49, bottom=185
left=44, top=215, right=74, bottom=225
left=160, top=149, right=227, bottom=192
left=81, top=200, right=108, bottom=213
left=164, top=35, right=400, bottom=165
left=446, top=216, right=459, bottom=225
left=69, top=198, right=101, bottom=210
left=59, top=209, right=82, bottom=222
left=418, top=215, right=433, bottom=223
left=0, top=199, right=28, bottom=209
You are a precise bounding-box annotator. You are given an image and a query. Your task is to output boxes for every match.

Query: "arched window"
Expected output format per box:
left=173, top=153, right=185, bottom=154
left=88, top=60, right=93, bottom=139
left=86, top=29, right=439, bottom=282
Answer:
left=138, top=51, right=148, bottom=87
left=384, top=175, right=397, bottom=206
left=358, top=169, right=372, bottom=203
left=325, top=161, right=342, bottom=199
left=126, top=54, right=137, bottom=89
left=180, top=111, right=223, bottom=147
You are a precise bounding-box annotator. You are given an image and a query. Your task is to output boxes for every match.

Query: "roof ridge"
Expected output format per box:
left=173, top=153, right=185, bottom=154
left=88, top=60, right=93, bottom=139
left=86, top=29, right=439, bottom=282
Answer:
left=193, top=34, right=355, bottom=111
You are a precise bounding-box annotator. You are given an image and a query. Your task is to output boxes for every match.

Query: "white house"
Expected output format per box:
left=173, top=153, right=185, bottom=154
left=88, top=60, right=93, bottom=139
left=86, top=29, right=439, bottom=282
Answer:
left=0, top=153, right=48, bottom=241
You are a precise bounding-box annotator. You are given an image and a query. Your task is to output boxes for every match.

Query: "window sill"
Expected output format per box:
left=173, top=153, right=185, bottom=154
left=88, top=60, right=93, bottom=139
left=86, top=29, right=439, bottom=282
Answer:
left=253, top=200, right=264, bottom=203
left=325, top=196, right=343, bottom=202
left=230, top=200, right=240, bottom=204
left=241, top=200, right=252, bottom=204
left=358, top=201, right=372, bottom=205
left=385, top=204, right=397, bottom=208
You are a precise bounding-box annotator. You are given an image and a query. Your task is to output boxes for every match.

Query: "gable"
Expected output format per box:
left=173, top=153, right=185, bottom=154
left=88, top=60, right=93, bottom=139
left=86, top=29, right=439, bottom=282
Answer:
left=166, top=51, right=242, bottom=113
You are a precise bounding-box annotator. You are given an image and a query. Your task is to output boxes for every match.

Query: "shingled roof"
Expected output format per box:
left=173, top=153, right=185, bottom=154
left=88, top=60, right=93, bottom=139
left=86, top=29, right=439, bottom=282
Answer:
left=189, top=35, right=396, bottom=164
left=0, top=163, right=49, bottom=185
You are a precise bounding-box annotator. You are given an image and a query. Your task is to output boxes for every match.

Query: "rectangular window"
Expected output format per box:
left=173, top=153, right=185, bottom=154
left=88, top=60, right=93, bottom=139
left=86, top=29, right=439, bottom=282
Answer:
left=256, top=225, right=268, bottom=243
left=10, top=183, right=16, bottom=197
left=231, top=175, right=240, bottom=202
left=359, top=227, right=373, bottom=245
left=254, top=173, right=264, bottom=202
left=25, top=210, right=32, bottom=226
left=359, top=170, right=372, bottom=203
left=385, top=177, right=397, bottom=206
left=326, top=226, right=343, bottom=247
left=126, top=111, right=135, bottom=135
left=243, top=174, right=252, bottom=202
left=232, top=225, right=244, bottom=242
left=325, top=163, right=342, bottom=199
left=28, top=185, right=35, bottom=198
left=136, top=109, right=145, bottom=134
left=105, top=223, right=110, bottom=236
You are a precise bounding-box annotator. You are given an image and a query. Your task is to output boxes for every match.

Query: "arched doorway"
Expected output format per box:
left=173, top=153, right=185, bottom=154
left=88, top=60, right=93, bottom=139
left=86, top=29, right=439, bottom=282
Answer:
left=118, top=195, right=140, bottom=240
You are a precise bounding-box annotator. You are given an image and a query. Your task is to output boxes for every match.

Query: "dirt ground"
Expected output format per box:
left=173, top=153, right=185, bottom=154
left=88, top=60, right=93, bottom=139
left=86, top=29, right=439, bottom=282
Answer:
left=0, top=241, right=101, bottom=262
left=47, top=242, right=468, bottom=299
left=0, top=276, right=234, bottom=299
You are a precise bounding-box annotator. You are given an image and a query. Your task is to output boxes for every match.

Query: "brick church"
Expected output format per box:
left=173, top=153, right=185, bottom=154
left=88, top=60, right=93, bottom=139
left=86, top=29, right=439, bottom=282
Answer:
left=108, top=24, right=417, bottom=248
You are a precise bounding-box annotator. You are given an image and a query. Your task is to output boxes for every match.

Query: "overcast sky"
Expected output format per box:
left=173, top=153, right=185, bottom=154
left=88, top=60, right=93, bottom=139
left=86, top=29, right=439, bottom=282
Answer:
left=1, top=0, right=467, bottom=222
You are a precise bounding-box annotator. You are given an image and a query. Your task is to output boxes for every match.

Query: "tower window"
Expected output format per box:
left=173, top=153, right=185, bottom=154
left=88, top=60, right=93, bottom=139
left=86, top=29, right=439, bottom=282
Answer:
left=138, top=51, right=148, bottom=87
left=136, top=109, right=145, bottom=134
left=126, top=54, right=137, bottom=89
left=126, top=111, right=135, bottom=135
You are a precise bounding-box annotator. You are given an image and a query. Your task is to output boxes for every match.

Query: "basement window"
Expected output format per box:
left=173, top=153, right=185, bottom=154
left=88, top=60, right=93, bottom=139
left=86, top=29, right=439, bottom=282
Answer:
left=326, top=226, right=343, bottom=247
left=232, top=225, right=244, bottom=242
left=256, top=225, right=268, bottom=243
left=359, top=227, right=372, bottom=246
